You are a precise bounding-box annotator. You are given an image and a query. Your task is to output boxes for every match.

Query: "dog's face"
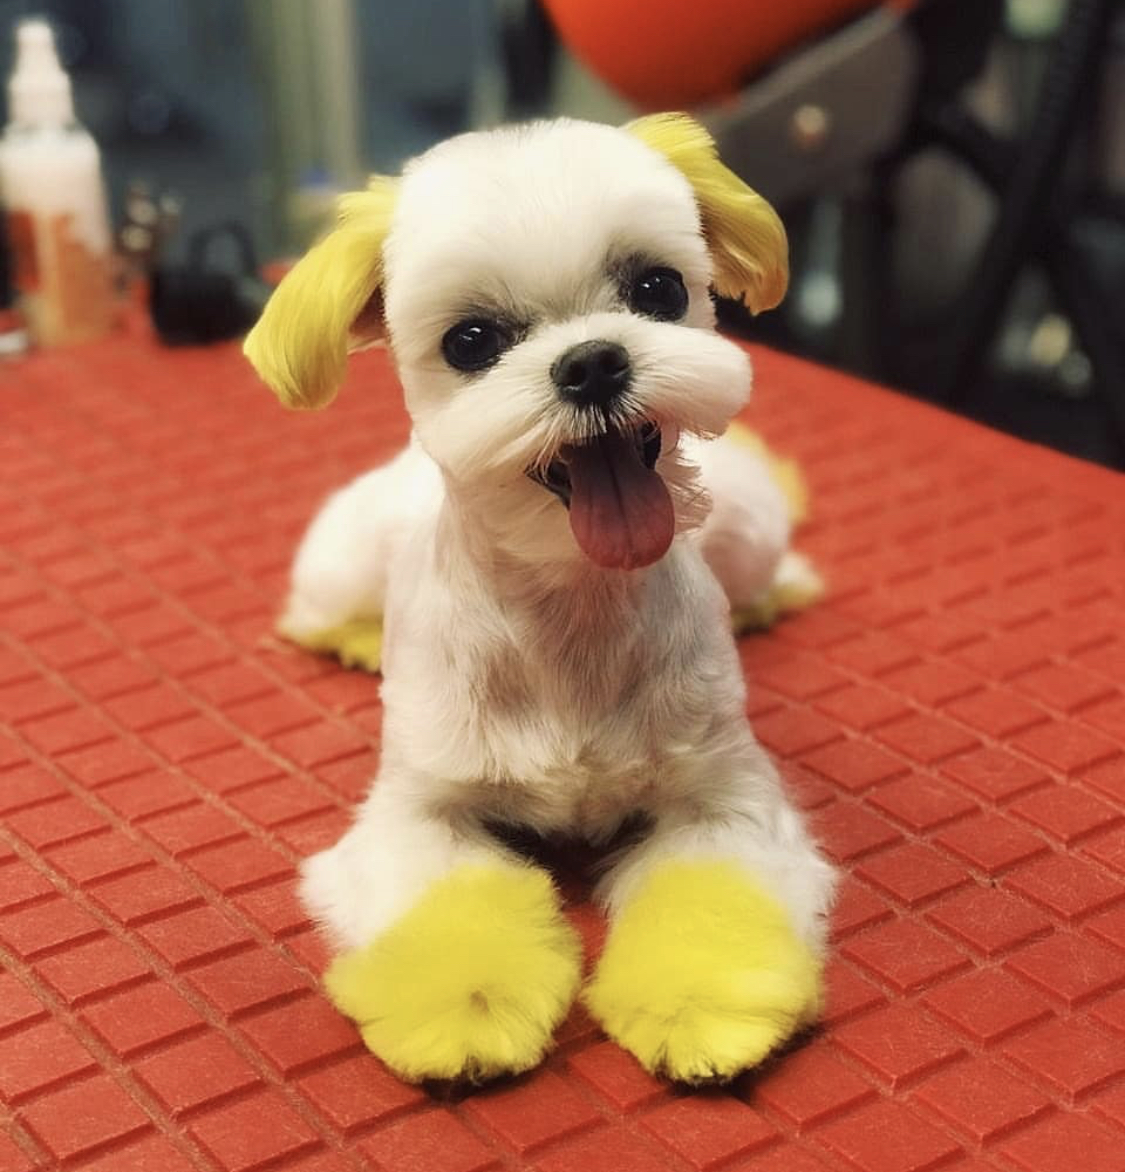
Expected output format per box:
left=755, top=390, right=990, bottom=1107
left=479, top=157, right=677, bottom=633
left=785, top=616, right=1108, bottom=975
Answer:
left=245, top=116, right=787, bottom=572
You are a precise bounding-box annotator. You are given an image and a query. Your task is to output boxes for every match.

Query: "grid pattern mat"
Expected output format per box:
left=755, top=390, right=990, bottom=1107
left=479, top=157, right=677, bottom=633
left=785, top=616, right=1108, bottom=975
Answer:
left=2, top=326, right=1125, bottom=1172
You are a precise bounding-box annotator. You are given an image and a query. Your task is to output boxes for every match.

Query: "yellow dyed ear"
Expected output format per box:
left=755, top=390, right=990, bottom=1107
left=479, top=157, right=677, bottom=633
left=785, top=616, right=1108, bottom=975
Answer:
left=626, top=113, right=788, bottom=313
left=243, top=176, right=398, bottom=409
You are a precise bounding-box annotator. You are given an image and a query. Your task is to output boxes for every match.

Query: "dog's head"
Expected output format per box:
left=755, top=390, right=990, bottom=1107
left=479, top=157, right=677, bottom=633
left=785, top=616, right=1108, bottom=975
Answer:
left=245, top=114, right=786, bottom=571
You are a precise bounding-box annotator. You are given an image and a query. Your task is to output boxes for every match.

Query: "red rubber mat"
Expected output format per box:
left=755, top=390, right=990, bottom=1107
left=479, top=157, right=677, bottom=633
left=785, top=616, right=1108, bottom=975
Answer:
left=2, top=324, right=1124, bottom=1172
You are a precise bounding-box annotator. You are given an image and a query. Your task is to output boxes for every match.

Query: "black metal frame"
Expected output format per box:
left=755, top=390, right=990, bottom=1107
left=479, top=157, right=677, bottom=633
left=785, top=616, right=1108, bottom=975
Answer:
left=884, top=0, right=1125, bottom=463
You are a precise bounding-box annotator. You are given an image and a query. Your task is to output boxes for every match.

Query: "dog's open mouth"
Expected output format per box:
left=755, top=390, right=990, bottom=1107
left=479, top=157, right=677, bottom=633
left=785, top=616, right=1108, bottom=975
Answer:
left=530, top=421, right=662, bottom=506
left=528, top=421, right=675, bottom=570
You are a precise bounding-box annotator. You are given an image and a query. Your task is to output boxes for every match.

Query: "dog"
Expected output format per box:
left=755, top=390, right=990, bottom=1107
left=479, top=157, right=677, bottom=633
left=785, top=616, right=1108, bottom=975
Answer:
left=244, top=113, right=835, bottom=1085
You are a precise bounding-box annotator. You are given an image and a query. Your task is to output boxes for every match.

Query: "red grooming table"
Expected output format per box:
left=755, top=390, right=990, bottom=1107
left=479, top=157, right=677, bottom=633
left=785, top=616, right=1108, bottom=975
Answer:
left=2, top=324, right=1124, bottom=1172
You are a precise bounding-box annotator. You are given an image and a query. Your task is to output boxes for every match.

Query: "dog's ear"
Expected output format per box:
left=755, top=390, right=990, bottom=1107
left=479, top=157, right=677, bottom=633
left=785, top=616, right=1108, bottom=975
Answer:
left=625, top=113, right=787, bottom=314
left=243, top=177, right=398, bottom=409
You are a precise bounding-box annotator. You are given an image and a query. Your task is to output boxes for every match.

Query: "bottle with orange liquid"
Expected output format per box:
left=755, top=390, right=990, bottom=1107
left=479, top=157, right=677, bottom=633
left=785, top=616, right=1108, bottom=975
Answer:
left=0, top=18, right=115, bottom=347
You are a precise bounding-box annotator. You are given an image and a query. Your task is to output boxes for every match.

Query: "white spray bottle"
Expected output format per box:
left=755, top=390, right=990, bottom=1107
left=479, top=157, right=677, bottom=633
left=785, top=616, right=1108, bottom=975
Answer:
left=0, top=18, right=115, bottom=346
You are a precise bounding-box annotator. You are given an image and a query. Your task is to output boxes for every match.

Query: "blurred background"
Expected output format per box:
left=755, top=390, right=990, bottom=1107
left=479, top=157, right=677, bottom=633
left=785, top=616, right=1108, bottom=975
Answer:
left=1, top=0, right=1123, bottom=467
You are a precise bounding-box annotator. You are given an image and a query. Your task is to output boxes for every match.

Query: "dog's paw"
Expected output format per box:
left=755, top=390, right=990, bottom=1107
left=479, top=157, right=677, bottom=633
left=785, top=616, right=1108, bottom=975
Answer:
left=585, top=860, right=821, bottom=1083
left=324, top=862, right=582, bottom=1083
left=731, top=551, right=825, bottom=633
left=279, top=615, right=384, bottom=672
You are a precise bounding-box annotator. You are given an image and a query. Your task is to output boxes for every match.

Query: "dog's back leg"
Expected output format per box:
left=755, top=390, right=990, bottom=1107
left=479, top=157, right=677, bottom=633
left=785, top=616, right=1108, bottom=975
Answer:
left=280, top=441, right=442, bottom=671
left=695, top=423, right=823, bottom=630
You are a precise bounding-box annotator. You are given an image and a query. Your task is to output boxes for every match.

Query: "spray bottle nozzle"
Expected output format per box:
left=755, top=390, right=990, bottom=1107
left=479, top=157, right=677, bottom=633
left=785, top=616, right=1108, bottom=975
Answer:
left=8, top=19, right=74, bottom=128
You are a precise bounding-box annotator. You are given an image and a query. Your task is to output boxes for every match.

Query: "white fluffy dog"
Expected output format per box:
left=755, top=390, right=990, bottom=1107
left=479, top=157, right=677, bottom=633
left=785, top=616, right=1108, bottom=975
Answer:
left=244, top=113, right=834, bottom=1086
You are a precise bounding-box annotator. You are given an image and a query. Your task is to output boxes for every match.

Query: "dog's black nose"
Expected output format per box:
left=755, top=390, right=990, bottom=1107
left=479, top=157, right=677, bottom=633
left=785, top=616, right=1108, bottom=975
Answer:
left=551, top=340, right=631, bottom=407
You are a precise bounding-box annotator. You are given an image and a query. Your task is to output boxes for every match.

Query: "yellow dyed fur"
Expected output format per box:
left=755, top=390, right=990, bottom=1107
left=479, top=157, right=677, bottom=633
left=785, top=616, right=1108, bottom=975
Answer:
left=627, top=113, right=788, bottom=314
left=585, top=860, right=822, bottom=1083
left=324, top=863, right=581, bottom=1083
left=281, top=616, right=384, bottom=672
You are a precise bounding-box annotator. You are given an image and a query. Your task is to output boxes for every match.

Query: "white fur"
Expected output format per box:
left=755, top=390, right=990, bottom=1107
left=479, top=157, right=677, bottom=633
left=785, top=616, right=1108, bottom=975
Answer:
left=291, top=119, right=834, bottom=958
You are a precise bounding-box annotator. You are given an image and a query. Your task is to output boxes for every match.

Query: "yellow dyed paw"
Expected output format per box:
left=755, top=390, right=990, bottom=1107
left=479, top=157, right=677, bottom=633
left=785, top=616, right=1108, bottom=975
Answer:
left=585, top=860, right=821, bottom=1084
left=280, top=615, right=383, bottom=672
left=731, top=598, right=782, bottom=634
left=324, top=863, right=582, bottom=1083
left=731, top=551, right=825, bottom=634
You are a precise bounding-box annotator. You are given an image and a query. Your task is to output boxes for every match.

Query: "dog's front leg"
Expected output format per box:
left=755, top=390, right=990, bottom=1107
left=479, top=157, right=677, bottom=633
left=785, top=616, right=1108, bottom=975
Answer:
left=301, top=781, right=582, bottom=1083
left=586, top=759, right=835, bottom=1083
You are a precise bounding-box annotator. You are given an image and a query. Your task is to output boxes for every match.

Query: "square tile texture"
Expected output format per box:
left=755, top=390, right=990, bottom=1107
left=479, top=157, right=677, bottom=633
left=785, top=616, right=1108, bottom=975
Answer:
left=1, top=333, right=1123, bottom=1171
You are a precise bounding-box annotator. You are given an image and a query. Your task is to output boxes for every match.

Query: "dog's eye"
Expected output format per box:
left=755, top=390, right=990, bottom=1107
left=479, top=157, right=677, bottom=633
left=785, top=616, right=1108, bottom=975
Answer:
left=441, top=319, right=508, bottom=372
left=629, top=267, right=688, bottom=321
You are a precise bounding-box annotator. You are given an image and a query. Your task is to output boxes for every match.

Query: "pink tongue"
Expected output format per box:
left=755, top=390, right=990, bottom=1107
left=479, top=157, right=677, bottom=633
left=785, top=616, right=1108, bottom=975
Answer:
left=563, top=431, right=675, bottom=570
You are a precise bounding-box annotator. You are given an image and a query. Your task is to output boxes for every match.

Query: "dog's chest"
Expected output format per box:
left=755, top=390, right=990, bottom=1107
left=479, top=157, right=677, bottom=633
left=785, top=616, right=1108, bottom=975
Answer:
left=457, top=654, right=671, bottom=834
left=385, top=544, right=740, bottom=832
left=446, top=621, right=726, bottom=826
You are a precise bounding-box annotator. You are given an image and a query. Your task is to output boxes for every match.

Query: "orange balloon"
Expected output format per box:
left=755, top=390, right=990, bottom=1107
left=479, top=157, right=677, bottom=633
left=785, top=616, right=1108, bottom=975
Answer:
left=542, top=0, right=914, bottom=108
